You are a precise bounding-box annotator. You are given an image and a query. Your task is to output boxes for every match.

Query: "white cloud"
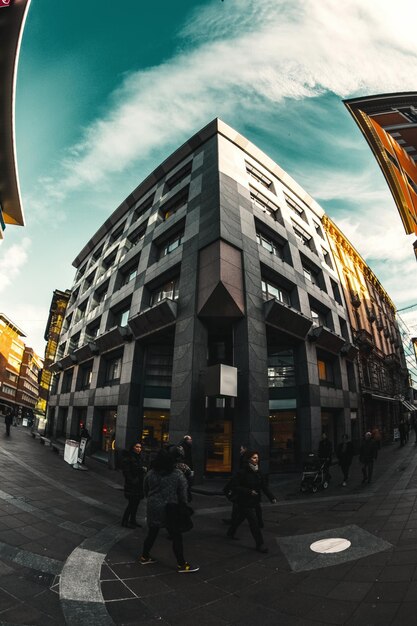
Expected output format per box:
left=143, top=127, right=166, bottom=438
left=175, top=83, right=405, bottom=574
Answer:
left=38, top=0, right=417, bottom=200
left=0, top=238, right=31, bottom=293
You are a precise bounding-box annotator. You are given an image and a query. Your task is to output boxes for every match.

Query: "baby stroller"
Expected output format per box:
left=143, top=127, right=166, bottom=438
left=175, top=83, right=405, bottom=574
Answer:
left=300, top=453, right=329, bottom=493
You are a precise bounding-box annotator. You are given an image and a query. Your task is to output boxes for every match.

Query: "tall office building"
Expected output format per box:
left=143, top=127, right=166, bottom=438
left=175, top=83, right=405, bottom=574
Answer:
left=47, top=120, right=365, bottom=476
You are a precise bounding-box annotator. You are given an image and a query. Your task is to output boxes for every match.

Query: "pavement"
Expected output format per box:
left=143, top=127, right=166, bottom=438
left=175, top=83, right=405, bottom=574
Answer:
left=1, top=428, right=417, bottom=625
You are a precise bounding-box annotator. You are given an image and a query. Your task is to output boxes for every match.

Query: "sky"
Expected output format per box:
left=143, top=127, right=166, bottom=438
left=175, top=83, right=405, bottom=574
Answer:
left=1, top=0, right=417, bottom=364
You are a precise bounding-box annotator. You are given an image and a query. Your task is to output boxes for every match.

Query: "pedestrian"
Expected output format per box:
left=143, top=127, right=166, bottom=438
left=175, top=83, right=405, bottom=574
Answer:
left=398, top=419, right=406, bottom=447
left=177, top=435, right=193, bottom=469
left=78, top=424, right=91, bottom=463
left=169, top=446, right=193, bottom=502
left=222, top=444, right=248, bottom=526
left=226, top=450, right=277, bottom=553
left=5, top=410, right=13, bottom=437
left=359, top=431, right=378, bottom=484
left=121, top=442, right=146, bottom=528
left=318, top=433, right=332, bottom=481
left=336, top=434, right=354, bottom=486
left=140, top=449, right=199, bottom=573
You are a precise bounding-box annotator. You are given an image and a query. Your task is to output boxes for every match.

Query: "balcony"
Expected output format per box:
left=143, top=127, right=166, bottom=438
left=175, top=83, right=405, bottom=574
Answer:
left=95, top=325, right=133, bottom=353
left=354, top=329, right=374, bottom=353
left=73, top=341, right=99, bottom=363
left=376, top=317, right=384, bottom=331
left=340, top=342, right=359, bottom=360
left=128, top=299, right=178, bottom=339
left=350, top=291, right=361, bottom=309
left=264, top=299, right=313, bottom=340
left=384, top=353, right=401, bottom=369
left=308, top=325, right=345, bottom=354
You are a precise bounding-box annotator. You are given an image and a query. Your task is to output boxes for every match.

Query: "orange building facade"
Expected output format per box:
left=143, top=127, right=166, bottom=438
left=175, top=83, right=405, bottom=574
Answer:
left=0, top=312, right=42, bottom=421
left=324, top=217, right=409, bottom=441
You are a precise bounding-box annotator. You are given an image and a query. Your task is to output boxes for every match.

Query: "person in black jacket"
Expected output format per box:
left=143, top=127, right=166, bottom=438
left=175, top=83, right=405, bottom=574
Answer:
left=226, top=450, right=276, bottom=553
left=336, top=434, right=354, bottom=486
left=359, top=432, right=378, bottom=484
left=121, top=442, right=146, bottom=528
left=4, top=410, right=13, bottom=437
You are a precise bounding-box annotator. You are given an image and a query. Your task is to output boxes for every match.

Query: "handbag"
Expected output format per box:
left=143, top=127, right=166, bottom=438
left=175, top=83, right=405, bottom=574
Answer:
left=165, top=502, right=194, bottom=533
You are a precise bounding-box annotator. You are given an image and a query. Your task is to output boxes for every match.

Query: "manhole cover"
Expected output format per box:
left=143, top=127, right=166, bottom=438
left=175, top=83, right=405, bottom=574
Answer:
left=310, top=538, right=351, bottom=554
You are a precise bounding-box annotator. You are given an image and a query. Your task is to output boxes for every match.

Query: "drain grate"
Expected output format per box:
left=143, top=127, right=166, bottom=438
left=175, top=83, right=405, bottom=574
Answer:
left=331, top=501, right=364, bottom=512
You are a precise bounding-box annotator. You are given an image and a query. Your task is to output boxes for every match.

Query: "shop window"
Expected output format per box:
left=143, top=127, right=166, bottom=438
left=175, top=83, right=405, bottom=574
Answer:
left=144, top=344, right=174, bottom=388
left=56, top=407, right=68, bottom=438
left=269, top=411, right=297, bottom=472
left=159, top=187, right=189, bottom=221
left=150, top=277, right=179, bottom=305
left=164, top=161, right=192, bottom=193
left=268, top=349, right=295, bottom=387
left=261, top=279, right=291, bottom=305
left=142, top=409, right=170, bottom=453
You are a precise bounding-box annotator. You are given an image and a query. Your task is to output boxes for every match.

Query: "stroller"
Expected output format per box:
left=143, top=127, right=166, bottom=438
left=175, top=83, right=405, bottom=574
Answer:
left=300, top=453, right=329, bottom=493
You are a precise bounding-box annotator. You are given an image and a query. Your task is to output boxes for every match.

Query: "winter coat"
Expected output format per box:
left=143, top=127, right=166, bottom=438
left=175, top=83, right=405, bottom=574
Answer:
left=228, top=465, right=275, bottom=508
left=144, top=468, right=188, bottom=528
left=359, top=439, right=377, bottom=464
left=336, top=441, right=354, bottom=466
left=5, top=413, right=13, bottom=426
left=122, top=452, right=145, bottom=499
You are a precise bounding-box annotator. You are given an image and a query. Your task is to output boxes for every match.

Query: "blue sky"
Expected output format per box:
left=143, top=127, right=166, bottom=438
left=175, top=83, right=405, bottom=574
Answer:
left=1, top=0, right=417, bottom=356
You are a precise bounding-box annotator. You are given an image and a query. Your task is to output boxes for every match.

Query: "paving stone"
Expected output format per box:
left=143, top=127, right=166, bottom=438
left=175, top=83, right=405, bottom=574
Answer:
left=345, top=601, right=400, bottom=626
left=101, top=579, right=137, bottom=600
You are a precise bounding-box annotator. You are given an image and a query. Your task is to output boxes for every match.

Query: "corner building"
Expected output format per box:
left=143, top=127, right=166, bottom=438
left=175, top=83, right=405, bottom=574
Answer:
left=48, top=120, right=359, bottom=477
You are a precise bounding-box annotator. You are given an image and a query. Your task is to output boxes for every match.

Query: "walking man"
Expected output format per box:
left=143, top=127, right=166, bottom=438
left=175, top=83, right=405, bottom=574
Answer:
left=336, top=434, right=354, bottom=486
left=5, top=410, right=13, bottom=437
left=359, top=432, right=378, bottom=485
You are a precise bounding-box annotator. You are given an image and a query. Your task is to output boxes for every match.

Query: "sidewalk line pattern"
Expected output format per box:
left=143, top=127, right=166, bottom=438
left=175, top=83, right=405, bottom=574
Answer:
left=0, top=540, right=62, bottom=575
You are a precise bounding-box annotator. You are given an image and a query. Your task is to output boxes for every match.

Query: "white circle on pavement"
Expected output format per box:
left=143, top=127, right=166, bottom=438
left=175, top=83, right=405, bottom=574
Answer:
left=310, top=538, right=351, bottom=554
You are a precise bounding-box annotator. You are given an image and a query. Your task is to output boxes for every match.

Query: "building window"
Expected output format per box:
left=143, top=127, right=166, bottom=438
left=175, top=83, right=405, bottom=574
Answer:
left=313, top=220, right=324, bottom=238
left=76, top=265, right=87, bottom=281
left=284, top=193, right=307, bottom=222
left=75, top=301, right=87, bottom=324
left=62, top=369, right=73, bottom=393
left=2, top=384, right=15, bottom=396
left=51, top=374, right=60, bottom=395
left=127, top=227, right=146, bottom=249
left=160, top=188, right=188, bottom=221
left=331, top=279, right=342, bottom=305
left=144, top=345, right=174, bottom=387
left=164, top=162, right=192, bottom=193
left=246, top=162, right=273, bottom=189
left=102, top=251, right=117, bottom=270
left=78, top=364, right=93, bottom=390
left=109, top=221, right=126, bottom=243
left=5, top=370, right=17, bottom=383
left=150, top=278, right=179, bottom=305
left=85, top=321, right=100, bottom=342
left=317, top=357, right=334, bottom=384
left=104, top=356, right=122, bottom=384
left=256, top=232, right=283, bottom=259
left=292, top=221, right=312, bottom=249
left=92, top=244, right=104, bottom=261
left=261, top=279, right=291, bottom=305
left=268, top=349, right=295, bottom=387
left=322, top=248, right=333, bottom=269
left=311, top=308, right=327, bottom=327
left=133, top=194, right=155, bottom=223
left=159, top=231, right=184, bottom=258
left=115, top=308, right=130, bottom=327
left=250, top=188, right=279, bottom=219
left=119, top=259, right=139, bottom=287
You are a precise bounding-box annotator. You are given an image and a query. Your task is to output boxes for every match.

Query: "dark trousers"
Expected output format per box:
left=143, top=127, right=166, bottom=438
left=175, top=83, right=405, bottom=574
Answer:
left=340, top=462, right=351, bottom=482
left=5, top=423, right=11, bottom=436
left=362, top=461, right=374, bottom=483
left=122, top=496, right=141, bottom=524
left=227, top=505, right=264, bottom=547
left=142, top=526, right=185, bottom=566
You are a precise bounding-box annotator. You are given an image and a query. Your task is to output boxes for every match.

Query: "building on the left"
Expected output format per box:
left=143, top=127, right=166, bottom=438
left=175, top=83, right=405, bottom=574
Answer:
left=0, top=312, right=43, bottom=423
left=0, top=0, right=31, bottom=239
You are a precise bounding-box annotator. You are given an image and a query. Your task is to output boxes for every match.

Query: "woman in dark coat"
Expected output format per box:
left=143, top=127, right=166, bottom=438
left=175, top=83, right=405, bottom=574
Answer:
left=121, top=442, right=146, bottom=528
left=226, top=450, right=276, bottom=553
left=140, top=449, right=199, bottom=573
